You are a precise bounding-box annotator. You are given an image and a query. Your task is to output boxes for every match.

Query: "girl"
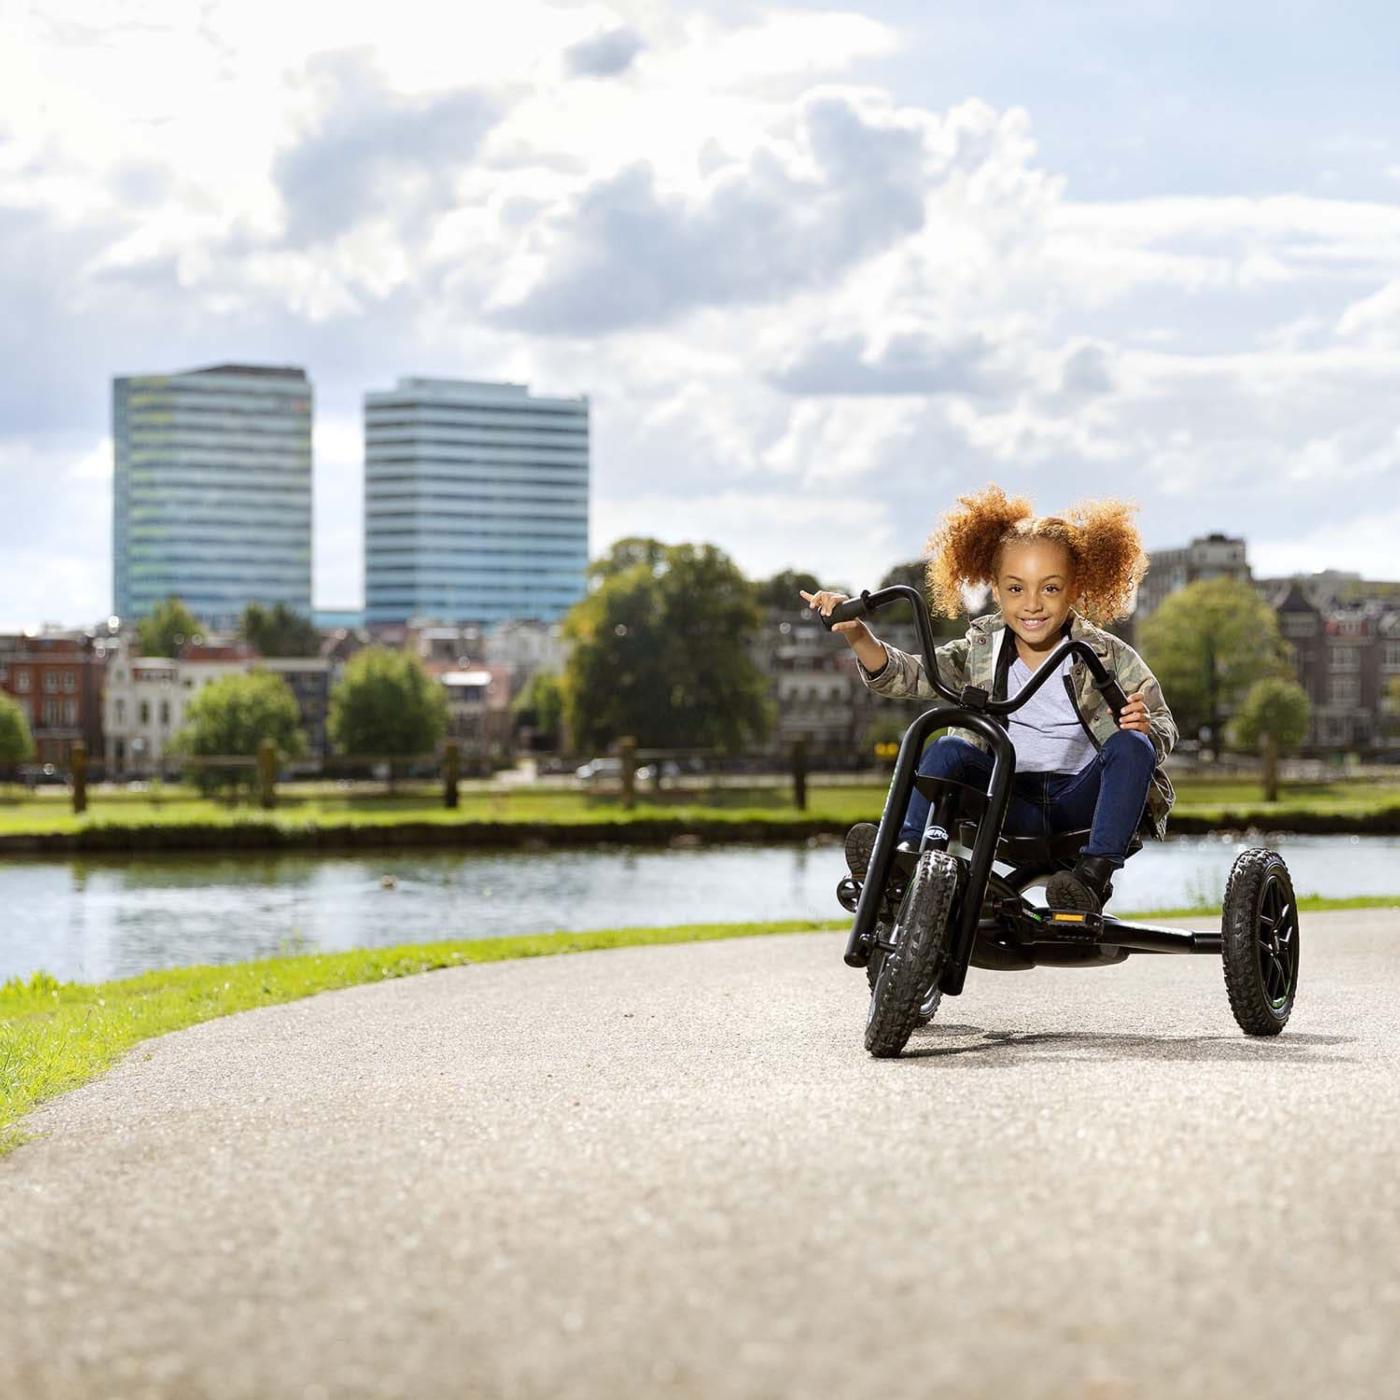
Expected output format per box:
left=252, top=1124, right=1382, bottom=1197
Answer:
left=801, top=484, right=1176, bottom=913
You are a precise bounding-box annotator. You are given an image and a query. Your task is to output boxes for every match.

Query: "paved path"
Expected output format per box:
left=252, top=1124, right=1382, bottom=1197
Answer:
left=3, top=910, right=1400, bottom=1400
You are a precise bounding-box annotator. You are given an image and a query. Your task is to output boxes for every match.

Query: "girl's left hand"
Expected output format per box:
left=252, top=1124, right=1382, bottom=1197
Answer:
left=1118, top=690, right=1151, bottom=733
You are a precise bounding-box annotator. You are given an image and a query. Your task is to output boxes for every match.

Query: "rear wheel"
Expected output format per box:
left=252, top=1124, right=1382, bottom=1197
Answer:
left=865, top=851, right=959, bottom=1057
left=1221, top=848, right=1299, bottom=1036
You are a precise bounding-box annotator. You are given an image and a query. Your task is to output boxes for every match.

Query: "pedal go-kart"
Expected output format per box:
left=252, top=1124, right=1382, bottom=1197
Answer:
left=822, top=585, right=1300, bottom=1058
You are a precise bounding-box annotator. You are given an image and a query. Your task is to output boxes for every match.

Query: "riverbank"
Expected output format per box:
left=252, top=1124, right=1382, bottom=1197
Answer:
left=5, top=895, right=1398, bottom=1159
left=2, top=778, right=1400, bottom=853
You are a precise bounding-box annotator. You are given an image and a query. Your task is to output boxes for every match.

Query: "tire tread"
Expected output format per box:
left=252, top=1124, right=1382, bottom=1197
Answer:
left=1221, top=847, right=1298, bottom=1037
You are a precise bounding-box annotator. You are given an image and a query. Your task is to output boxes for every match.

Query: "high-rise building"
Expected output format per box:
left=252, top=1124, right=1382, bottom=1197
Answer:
left=113, top=364, right=313, bottom=627
left=1135, top=532, right=1251, bottom=620
left=363, top=378, right=589, bottom=625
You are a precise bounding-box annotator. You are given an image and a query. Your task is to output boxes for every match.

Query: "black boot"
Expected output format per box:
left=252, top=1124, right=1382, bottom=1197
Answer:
left=843, top=823, right=878, bottom=880
left=1045, top=855, right=1117, bottom=914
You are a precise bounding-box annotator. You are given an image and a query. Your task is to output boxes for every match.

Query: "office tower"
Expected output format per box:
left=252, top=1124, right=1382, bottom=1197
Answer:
left=112, top=364, right=313, bottom=629
left=363, top=378, right=589, bottom=625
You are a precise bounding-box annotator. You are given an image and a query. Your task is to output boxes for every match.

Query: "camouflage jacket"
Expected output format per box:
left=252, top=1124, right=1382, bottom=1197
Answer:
left=859, top=610, right=1177, bottom=839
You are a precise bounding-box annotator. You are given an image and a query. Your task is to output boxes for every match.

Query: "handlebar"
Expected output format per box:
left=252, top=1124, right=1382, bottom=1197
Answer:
left=818, top=585, right=1126, bottom=720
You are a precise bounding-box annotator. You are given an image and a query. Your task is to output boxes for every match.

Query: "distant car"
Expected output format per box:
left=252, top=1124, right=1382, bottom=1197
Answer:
left=575, top=757, right=623, bottom=783
left=636, top=760, right=683, bottom=782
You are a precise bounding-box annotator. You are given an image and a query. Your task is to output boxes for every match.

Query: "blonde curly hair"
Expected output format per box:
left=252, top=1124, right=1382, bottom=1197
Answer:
left=924, top=483, right=1148, bottom=625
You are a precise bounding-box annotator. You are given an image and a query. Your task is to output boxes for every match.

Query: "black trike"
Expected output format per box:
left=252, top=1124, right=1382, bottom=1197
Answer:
left=822, top=585, right=1301, bottom=1058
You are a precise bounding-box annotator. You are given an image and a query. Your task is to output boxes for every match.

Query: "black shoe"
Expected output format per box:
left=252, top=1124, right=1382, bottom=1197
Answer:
left=844, top=823, right=878, bottom=880
left=1045, top=856, right=1117, bottom=914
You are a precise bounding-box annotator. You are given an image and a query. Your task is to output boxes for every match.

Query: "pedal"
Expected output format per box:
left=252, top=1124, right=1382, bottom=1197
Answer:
left=836, top=875, right=862, bottom=913
left=1031, top=910, right=1103, bottom=945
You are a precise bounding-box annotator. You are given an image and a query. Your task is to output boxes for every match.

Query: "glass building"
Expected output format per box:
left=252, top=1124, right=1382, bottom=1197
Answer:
left=363, top=378, right=589, bottom=625
left=112, top=365, right=313, bottom=628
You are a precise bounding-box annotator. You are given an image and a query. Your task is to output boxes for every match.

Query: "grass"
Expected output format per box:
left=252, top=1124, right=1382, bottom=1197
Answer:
left=3, top=776, right=1400, bottom=847
left=4, top=893, right=1398, bottom=1158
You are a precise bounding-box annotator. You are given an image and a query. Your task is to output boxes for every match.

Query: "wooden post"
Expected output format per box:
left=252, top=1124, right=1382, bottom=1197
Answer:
left=619, top=736, right=637, bottom=811
left=443, top=739, right=460, bottom=809
left=70, top=740, right=88, bottom=816
left=792, top=736, right=808, bottom=812
left=257, top=738, right=278, bottom=810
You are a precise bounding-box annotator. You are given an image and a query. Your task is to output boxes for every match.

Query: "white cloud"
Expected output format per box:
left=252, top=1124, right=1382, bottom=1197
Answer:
left=3, top=2, right=1400, bottom=632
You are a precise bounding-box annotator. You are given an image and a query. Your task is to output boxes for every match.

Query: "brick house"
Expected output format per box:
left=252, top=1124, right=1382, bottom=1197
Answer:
left=0, top=632, right=108, bottom=770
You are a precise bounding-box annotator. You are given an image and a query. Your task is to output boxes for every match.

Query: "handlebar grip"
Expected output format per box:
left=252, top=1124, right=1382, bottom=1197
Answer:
left=1097, top=677, right=1128, bottom=719
left=819, top=595, right=870, bottom=630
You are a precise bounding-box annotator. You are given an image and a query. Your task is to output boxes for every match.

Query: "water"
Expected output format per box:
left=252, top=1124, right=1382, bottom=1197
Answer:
left=2, top=835, right=1397, bottom=985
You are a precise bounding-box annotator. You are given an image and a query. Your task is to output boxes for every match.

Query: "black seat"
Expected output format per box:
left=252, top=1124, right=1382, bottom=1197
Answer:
left=989, top=828, right=1142, bottom=873
left=919, top=774, right=1143, bottom=873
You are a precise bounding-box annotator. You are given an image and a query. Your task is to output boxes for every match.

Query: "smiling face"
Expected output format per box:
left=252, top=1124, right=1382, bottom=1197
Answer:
left=990, top=538, right=1079, bottom=658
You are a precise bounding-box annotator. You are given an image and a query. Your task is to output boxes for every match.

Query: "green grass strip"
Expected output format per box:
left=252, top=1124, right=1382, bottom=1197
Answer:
left=0, top=918, right=845, bottom=1157
left=3, top=893, right=1397, bottom=1159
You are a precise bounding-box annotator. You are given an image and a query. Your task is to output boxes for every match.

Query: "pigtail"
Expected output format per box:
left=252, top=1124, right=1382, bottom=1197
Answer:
left=924, top=484, right=1032, bottom=618
left=1065, top=497, right=1147, bottom=624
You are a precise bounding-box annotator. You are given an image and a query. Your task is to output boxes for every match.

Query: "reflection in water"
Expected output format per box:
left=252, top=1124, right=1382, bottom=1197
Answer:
left=3, top=834, right=1396, bottom=985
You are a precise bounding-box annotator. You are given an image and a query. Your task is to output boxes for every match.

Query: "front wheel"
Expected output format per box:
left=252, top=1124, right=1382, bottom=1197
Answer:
left=1221, top=848, right=1299, bottom=1036
left=865, top=851, right=959, bottom=1057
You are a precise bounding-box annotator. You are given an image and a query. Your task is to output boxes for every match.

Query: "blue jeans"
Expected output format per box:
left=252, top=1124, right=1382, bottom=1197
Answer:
left=898, top=730, right=1156, bottom=867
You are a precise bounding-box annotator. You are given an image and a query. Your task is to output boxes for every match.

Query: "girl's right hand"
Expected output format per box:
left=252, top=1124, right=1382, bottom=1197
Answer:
left=799, top=589, right=871, bottom=640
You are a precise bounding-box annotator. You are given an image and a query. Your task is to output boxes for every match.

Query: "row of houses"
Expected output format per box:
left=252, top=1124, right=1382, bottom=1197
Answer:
left=4, top=552, right=1398, bottom=777
left=0, top=621, right=568, bottom=779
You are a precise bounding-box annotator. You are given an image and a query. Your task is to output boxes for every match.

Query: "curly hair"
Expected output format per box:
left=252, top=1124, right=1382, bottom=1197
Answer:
left=923, top=483, right=1147, bottom=624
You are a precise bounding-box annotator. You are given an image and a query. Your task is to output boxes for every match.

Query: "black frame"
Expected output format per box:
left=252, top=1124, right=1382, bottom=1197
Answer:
left=824, top=585, right=1222, bottom=996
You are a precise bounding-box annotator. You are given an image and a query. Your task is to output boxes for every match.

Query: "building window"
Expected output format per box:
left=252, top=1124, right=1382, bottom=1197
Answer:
left=1329, top=674, right=1360, bottom=707
left=62, top=671, right=76, bottom=692
left=43, top=698, right=62, bottom=725
left=63, top=700, right=77, bottom=725
left=160, top=700, right=170, bottom=727
left=15, top=669, right=30, bottom=692
left=1329, top=646, right=1360, bottom=672
left=1384, top=642, right=1400, bottom=670
left=43, top=671, right=58, bottom=692
left=116, top=699, right=126, bottom=724
left=139, top=700, right=150, bottom=725
left=1281, top=613, right=1317, bottom=638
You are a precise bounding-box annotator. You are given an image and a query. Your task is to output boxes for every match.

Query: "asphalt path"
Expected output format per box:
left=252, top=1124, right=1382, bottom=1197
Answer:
left=3, top=909, right=1400, bottom=1400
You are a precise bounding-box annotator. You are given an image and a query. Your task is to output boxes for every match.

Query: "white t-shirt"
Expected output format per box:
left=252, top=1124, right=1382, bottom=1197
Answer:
left=1006, top=655, right=1098, bottom=774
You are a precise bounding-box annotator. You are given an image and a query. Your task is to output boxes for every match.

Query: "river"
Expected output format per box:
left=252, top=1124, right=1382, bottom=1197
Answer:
left=2, top=834, right=1396, bottom=984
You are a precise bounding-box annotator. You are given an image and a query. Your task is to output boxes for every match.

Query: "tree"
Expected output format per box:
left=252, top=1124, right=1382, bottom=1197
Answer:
left=171, top=672, right=306, bottom=797
left=1137, top=579, right=1291, bottom=748
left=562, top=540, right=772, bottom=754
left=1231, top=678, right=1311, bottom=802
left=0, top=694, right=36, bottom=784
left=878, top=559, right=929, bottom=594
left=137, top=596, right=204, bottom=657
left=239, top=602, right=321, bottom=657
left=328, top=647, right=447, bottom=783
left=754, top=568, right=826, bottom=612
left=513, top=670, right=564, bottom=749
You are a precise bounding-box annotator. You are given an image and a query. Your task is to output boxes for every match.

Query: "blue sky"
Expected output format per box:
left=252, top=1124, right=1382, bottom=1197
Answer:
left=2, top=0, right=1398, bottom=628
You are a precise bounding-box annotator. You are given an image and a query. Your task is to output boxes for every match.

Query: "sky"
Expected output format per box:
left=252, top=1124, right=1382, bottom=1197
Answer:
left=2, top=0, right=1399, bottom=629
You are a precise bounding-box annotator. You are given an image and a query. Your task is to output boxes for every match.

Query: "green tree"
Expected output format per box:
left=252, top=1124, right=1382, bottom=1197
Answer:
left=1231, top=678, right=1311, bottom=802
left=1138, top=579, right=1291, bottom=748
left=171, top=671, right=306, bottom=798
left=239, top=602, right=321, bottom=657
left=136, top=596, right=204, bottom=657
left=513, top=670, right=564, bottom=748
left=878, top=558, right=929, bottom=594
left=328, top=647, right=447, bottom=785
left=563, top=540, right=772, bottom=754
left=0, top=693, right=36, bottom=784
left=754, top=568, right=825, bottom=612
